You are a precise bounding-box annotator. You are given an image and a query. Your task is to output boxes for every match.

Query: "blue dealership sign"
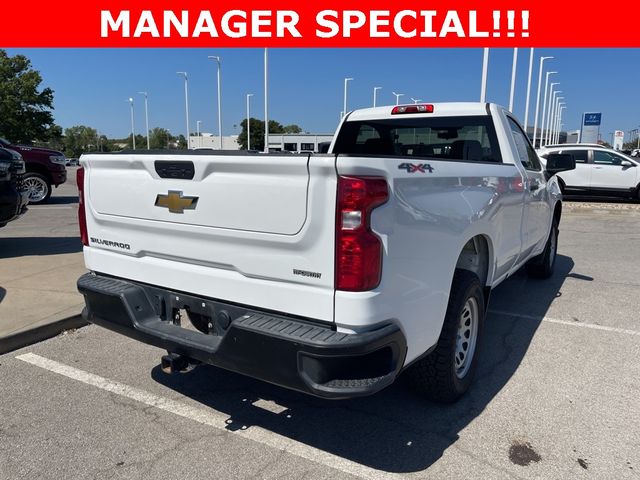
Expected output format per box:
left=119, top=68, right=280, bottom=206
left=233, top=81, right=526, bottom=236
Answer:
left=583, top=113, right=602, bottom=126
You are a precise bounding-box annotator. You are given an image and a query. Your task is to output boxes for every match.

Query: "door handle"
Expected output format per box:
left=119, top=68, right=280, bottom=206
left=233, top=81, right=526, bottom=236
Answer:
left=594, top=166, right=603, bottom=169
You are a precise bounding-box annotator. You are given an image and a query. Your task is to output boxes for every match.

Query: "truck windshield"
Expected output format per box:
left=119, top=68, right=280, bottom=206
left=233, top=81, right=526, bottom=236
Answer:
left=333, top=115, right=502, bottom=163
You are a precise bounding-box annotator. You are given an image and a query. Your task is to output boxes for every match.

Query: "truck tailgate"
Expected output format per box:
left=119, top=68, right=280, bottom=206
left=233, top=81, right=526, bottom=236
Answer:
left=80, top=153, right=337, bottom=322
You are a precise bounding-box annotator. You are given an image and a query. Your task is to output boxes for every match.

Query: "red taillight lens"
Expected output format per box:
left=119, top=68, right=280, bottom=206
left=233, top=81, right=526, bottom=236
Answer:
left=391, top=104, right=434, bottom=115
left=336, top=176, right=388, bottom=291
left=76, top=167, right=88, bottom=246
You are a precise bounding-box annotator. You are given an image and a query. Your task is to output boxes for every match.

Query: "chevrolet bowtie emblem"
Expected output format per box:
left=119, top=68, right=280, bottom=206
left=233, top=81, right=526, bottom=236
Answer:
left=155, top=190, right=199, bottom=213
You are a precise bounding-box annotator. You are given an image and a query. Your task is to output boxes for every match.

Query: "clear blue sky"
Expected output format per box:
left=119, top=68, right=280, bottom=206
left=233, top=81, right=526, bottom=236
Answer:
left=6, top=48, right=640, bottom=142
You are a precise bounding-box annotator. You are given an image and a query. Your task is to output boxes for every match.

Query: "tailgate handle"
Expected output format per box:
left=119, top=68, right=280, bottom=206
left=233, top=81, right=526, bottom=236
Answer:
left=155, top=161, right=195, bottom=180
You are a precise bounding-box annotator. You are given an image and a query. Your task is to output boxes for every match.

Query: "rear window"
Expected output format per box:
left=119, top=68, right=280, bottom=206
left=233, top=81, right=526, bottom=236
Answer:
left=333, top=116, right=502, bottom=163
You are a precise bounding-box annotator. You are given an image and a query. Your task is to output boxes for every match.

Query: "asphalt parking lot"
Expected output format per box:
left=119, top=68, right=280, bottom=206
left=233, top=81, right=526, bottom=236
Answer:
left=1, top=186, right=640, bottom=479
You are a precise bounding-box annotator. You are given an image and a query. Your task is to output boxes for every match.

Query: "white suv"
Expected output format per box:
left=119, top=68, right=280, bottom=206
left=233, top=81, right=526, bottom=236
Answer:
left=538, top=144, right=639, bottom=199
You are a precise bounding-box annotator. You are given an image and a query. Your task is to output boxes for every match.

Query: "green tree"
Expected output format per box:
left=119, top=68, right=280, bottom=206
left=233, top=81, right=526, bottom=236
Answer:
left=0, top=50, right=55, bottom=144
left=238, top=119, right=303, bottom=150
left=64, top=125, right=101, bottom=157
left=125, top=133, right=146, bottom=150
left=149, top=127, right=171, bottom=149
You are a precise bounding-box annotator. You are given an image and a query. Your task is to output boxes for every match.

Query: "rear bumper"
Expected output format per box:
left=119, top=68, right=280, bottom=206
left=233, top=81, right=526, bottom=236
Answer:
left=77, top=273, right=407, bottom=399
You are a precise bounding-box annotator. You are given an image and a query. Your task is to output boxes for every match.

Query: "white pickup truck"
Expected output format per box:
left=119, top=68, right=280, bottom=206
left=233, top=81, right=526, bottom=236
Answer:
left=76, top=103, right=574, bottom=402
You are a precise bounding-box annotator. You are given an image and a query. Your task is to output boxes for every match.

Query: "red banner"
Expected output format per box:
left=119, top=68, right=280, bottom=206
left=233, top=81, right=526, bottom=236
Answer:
left=2, top=0, right=639, bottom=47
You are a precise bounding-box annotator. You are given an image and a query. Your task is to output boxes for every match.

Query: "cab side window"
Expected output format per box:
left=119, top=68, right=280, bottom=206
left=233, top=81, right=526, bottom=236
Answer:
left=507, top=117, right=541, bottom=171
left=561, top=149, right=588, bottom=163
left=593, top=150, right=623, bottom=165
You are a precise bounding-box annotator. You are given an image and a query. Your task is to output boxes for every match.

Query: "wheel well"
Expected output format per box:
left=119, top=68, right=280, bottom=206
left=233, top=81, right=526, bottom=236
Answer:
left=25, top=163, right=52, bottom=183
left=455, top=235, right=490, bottom=289
left=553, top=202, right=562, bottom=225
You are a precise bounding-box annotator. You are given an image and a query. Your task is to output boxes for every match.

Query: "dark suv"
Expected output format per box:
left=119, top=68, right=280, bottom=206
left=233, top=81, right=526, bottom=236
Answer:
left=0, top=147, right=28, bottom=227
left=0, top=138, right=66, bottom=204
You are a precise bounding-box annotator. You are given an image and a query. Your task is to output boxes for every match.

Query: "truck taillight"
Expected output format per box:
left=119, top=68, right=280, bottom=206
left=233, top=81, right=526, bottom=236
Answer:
left=77, top=167, right=88, bottom=246
left=335, top=176, right=388, bottom=291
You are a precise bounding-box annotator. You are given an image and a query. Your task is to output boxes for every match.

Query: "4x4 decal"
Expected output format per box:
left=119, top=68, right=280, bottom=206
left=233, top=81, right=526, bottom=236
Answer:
left=398, top=162, right=434, bottom=173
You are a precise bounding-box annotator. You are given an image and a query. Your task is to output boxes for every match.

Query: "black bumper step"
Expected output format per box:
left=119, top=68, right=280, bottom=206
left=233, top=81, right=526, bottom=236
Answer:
left=77, top=273, right=407, bottom=399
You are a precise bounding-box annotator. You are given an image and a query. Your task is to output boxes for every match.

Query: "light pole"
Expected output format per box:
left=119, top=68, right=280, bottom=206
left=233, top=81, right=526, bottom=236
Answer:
left=373, top=86, right=382, bottom=107
left=176, top=72, right=190, bottom=149
left=343, top=77, right=353, bottom=118
left=208, top=55, right=223, bottom=149
left=392, top=92, right=404, bottom=105
left=539, top=73, right=557, bottom=147
left=533, top=59, right=554, bottom=147
left=523, top=48, right=534, bottom=132
left=127, top=97, right=136, bottom=150
left=264, top=48, right=269, bottom=153
left=551, top=99, right=563, bottom=144
left=137, top=92, right=150, bottom=150
left=246, top=93, right=254, bottom=150
left=556, top=105, right=566, bottom=144
left=480, top=48, right=489, bottom=102
left=196, top=120, right=202, bottom=148
left=509, top=48, right=518, bottom=112
left=546, top=87, right=560, bottom=145
left=411, top=98, right=422, bottom=104
left=637, top=125, right=640, bottom=149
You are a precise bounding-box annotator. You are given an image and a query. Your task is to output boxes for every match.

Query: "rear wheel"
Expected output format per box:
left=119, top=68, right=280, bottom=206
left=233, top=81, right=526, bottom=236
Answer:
left=22, top=172, right=51, bottom=204
left=526, top=219, right=558, bottom=278
left=405, top=269, right=485, bottom=403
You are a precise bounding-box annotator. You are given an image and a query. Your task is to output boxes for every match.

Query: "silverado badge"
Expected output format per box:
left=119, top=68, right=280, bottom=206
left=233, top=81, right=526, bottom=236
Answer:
left=155, top=191, right=199, bottom=213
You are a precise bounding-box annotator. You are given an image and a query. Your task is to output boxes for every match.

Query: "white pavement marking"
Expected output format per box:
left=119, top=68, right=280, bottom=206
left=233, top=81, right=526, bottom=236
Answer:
left=15, top=353, right=400, bottom=480
left=489, top=310, right=640, bottom=337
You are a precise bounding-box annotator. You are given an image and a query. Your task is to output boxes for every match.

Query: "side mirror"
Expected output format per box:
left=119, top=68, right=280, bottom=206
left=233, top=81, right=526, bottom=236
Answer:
left=621, top=160, right=636, bottom=168
left=545, top=153, right=575, bottom=176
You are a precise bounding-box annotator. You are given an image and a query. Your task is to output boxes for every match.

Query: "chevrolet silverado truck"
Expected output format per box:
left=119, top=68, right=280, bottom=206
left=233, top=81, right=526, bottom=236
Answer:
left=76, top=103, right=574, bottom=402
left=0, top=138, right=66, bottom=204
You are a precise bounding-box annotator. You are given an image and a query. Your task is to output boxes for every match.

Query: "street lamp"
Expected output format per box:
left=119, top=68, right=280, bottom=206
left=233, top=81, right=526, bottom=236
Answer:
left=343, top=77, right=353, bottom=118
left=545, top=87, right=561, bottom=145
left=176, top=72, right=190, bottom=149
left=246, top=93, right=254, bottom=150
left=208, top=55, right=223, bottom=149
left=392, top=92, right=404, bottom=105
left=127, top=97, right=136, bottom=150
left=411, top=98, right=422, bottom=104
left=523, top=48, right=534, bottom=131
left=264, top=48, right=269, bottom=153
left=373, top=86, right=382, bottom=107
left=196, top=120, right=202, bottom=148
left=550, top=98, right=563, bottom=144
left=480, top=48, right=489, bottom=102
left=533, top=60, right=554, bottom=147
left=540, top=75, right=557, bottom=147
left=556, top=105, right=566, bottom=144
left=509, top=48, right=518, bottom=112
left=137, top=92, right=150, bottom=150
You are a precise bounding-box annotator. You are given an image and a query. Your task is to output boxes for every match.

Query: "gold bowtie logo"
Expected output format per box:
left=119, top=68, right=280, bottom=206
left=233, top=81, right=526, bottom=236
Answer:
left=155, top=191, right=198, bottom=213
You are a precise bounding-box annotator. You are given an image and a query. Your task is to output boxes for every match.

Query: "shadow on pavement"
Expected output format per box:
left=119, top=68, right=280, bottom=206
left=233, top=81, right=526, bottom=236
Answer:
left=0, top=236, right=82, bottom=259
left=152, top=254, right=586, bottom=473
left=0, top=287, right=5, bottom=304
left=46, top=196, right=78, bottom=205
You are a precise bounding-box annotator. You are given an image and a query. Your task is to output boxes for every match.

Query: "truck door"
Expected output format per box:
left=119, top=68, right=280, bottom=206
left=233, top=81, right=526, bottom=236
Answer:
left=506, top=117, right=551, bottom=256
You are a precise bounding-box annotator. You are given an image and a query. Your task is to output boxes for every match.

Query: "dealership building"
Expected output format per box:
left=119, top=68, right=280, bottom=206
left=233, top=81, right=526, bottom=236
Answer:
left=189, top=133, right=334, bottom=152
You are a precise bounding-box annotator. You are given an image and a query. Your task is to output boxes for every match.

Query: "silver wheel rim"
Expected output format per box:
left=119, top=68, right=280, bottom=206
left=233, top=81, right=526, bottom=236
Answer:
left=23, top=176, right=49, bottom=202
left=454, top=297, right=479, bottom=379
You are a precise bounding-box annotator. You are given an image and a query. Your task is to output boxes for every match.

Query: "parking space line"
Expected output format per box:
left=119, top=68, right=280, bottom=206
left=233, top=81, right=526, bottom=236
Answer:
left=15, top=353, right=400, bottom=480
left=489, top=310, right=640, bottom=337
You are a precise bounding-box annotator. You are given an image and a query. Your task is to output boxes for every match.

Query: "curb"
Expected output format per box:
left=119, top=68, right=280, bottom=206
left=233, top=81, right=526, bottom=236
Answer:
left=0, top=314, right=88, bottom=355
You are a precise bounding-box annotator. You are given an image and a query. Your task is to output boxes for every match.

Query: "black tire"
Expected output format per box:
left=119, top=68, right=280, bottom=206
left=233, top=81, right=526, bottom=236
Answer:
left=22, top=172, right=52, bottom=204
left=405, top=269, right=485, bottom=403
left=526, top=219, right=558, bottom=279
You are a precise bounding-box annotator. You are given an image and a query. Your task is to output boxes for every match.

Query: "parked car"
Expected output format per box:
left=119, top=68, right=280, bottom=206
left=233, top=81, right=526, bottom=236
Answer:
left=0, top=147, right=29, bottom=227
left=0, top=138, right=66, bottom=204
left=631, top=149, right=640, bottom=158
left=66, top=158, right=79, bottom=166
left=538, top=144, right=639, bottom=199
left=77, top=102, right=574, bottom=402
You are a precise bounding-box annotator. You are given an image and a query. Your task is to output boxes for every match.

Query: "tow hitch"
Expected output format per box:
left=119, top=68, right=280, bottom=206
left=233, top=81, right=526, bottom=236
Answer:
left=160, top=353, right=201, bottom=374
